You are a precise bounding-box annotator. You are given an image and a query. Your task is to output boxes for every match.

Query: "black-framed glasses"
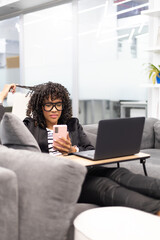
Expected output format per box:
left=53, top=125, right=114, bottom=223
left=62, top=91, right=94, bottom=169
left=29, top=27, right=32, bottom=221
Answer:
left=43, top=102, right=63, bottom=112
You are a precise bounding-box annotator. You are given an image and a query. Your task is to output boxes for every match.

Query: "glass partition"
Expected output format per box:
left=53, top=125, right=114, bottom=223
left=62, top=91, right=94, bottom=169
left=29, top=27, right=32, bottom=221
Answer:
left=6, top=0, right=149, bottom=124
left=23, top=2, right=73, bottom=95
left=78, top=0, right=149, bottom=124
left=0, top=16, right=20, bottom=106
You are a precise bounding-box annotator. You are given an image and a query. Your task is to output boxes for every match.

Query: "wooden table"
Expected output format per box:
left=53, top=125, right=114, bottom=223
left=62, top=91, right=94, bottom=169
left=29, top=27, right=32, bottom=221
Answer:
left=62, top=152, right=150, bottom=176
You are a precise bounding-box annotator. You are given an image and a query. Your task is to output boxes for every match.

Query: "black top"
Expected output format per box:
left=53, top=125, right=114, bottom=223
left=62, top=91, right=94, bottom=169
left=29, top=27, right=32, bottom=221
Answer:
left=0, top=105, right=94, bottom=153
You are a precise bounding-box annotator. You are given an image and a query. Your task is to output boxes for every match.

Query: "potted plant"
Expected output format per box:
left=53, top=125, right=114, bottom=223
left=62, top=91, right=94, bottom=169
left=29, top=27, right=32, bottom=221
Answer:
left=147, top=63, right=160, bottom=84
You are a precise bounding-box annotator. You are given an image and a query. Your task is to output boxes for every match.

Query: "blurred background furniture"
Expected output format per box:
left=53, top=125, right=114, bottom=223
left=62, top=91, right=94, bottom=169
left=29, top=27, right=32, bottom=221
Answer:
left=5, top=92, right=30, bottom=120
left=120, top=101, right=147, bottom=118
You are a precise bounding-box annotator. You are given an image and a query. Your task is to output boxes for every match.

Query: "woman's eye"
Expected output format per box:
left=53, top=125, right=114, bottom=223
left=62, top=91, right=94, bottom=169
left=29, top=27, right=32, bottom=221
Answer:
left=46, top=104, right=52, bottom=107
left=56, top=103, right=62, bottom=106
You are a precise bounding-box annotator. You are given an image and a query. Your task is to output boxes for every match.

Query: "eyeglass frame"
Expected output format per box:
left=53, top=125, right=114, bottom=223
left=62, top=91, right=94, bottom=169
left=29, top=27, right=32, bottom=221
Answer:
left=42, top=102, right=63, bottom=112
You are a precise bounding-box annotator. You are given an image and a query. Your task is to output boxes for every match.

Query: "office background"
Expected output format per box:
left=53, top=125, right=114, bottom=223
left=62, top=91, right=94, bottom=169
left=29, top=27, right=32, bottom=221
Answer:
left=0, top=0, right=158, bottom=124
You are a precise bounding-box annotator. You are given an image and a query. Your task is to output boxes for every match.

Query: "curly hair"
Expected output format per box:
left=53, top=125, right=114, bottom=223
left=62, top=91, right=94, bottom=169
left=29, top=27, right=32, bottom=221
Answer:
left=26, top=82, right=72, bottom=128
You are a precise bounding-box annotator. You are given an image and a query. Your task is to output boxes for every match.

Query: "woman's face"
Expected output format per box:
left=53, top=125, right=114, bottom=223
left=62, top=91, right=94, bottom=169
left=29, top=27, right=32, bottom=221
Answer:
left=42, top=96, right=62, bottom=129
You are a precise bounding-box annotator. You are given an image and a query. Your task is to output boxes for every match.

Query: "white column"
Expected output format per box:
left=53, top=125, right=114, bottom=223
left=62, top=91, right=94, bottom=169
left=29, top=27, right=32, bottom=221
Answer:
left=19, top=14, right=25, bottom=87
left=72, top=0, right=79, bottom=118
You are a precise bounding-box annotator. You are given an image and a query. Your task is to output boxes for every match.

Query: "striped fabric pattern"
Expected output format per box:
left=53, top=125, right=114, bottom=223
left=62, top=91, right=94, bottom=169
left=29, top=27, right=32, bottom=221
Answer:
left=46, top=128, right=61, bottom=156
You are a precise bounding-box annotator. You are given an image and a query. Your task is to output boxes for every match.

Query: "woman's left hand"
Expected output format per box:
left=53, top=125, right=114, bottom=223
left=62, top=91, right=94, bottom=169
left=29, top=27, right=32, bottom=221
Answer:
left=54, top=132, right=77, bottom=154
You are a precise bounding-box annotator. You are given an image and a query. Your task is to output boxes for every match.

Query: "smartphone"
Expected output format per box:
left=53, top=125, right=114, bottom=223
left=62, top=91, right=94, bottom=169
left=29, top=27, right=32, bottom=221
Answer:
left=53, top=125, right=67, bottom=148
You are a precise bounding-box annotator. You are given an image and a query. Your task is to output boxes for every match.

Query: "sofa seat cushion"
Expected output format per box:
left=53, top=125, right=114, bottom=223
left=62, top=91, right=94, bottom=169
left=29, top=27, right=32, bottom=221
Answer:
left=141, top=149, right=160, bottom=165
left=118, top=149, right=160, bottom=179
left=0, top=113, right=40, bottom=152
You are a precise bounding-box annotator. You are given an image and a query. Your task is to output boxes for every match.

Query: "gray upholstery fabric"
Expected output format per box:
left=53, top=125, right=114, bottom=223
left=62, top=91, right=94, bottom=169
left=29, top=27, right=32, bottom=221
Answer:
left=140, top=118, right=158, bottom=149
left=0, top=167, right=18, bottom=240
left=0, top=113, right=40, bottom=152
left=67, top=203, right=98, bottom=240
left=154, top=120, right=160, bottom=149
left=83, top=119, right=159, bottom=150
left=0, top=145, right=87, bottom=240
left=83, top=124, right=98, bottom=147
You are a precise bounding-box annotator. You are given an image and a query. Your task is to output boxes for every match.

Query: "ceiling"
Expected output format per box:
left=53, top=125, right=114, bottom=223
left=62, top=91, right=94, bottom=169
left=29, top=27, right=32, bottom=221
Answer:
left=0, top=0, right=69, bottom=20
left=0, top=0, right=148, bottom=21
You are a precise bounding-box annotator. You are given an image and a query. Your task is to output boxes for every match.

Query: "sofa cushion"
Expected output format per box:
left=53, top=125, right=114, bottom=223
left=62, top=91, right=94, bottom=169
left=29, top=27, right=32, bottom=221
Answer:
left=83, top=124, right=98, bottom=147
left=0, top=113, right=40, bottom=152
left=140, top=118, right=158, bottom=149
left=154, top=120, right=160, bottom=149
left=0, top=145, right=87, bottom=240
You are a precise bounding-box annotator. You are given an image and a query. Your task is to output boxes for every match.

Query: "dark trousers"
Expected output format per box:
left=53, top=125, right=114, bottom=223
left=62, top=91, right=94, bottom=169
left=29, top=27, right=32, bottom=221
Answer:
left=78, top=166, right=160, bottom=214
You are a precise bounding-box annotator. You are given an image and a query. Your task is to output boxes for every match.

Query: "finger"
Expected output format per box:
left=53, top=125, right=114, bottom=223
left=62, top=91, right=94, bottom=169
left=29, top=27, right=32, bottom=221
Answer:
left=54, top=144, right=70, bottom=153
left=56, top=137, right=71, bottom=146
left=10, top=84, right=16, bottom=93
left=67, top=132, right=71, bottom=141
left=54, top=139, right=71, bottom=151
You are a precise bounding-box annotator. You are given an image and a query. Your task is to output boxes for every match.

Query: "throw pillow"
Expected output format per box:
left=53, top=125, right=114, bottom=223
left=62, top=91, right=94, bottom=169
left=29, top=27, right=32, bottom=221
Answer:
left=0, top=113, right=40, bottom=152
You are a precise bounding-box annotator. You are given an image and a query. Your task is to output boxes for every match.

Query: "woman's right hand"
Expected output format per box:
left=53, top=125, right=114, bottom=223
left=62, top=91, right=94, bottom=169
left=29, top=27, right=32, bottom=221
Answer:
left=0, top=84, right=16, bottom=103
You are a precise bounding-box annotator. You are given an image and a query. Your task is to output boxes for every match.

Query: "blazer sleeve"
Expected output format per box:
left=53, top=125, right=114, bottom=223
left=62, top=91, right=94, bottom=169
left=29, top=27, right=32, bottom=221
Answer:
left=0, top=105, right=5, bottom=121
left=77, top=122, right=95, bottom=151
left=68, top=118, right=95, bottom=152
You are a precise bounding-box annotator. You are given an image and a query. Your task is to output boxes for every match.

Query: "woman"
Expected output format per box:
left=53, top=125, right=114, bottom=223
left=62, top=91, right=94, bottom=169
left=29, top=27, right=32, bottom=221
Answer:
left=0, top=82, right=160, bottom=215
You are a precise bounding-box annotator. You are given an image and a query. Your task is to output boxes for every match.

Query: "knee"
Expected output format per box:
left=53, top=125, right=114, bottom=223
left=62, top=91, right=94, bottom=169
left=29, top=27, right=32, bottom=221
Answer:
left=110, top=167, right=132, bottom=181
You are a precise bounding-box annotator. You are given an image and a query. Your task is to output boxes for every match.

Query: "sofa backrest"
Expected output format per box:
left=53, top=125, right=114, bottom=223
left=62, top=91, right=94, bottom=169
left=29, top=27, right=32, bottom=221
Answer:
left=83, top=118, right=160, bottom=150
left=83, top=124, right=98, bottom=147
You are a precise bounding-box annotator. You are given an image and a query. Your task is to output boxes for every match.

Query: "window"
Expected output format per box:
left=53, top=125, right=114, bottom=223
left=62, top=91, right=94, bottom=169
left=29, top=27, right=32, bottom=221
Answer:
left=23, top=3, right=73, bottom=94
left=0, top=16, right=20, bottom=93
left=78, top=0, right=149, bottom=124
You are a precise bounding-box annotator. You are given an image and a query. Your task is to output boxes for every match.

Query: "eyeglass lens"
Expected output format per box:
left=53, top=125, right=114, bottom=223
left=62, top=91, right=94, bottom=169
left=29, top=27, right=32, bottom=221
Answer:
left=44, top=102, right=63, bottom=111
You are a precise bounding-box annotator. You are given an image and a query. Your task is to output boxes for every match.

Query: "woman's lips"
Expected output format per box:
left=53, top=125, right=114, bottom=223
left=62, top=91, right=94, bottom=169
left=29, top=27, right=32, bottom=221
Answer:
left=50, top=114, right=58, bottom=119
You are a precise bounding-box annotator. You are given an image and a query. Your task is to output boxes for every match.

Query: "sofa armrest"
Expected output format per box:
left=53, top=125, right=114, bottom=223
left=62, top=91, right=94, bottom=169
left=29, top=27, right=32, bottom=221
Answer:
left=0, top=145, right=87, bottom=240
left=0, top=167, right=18, bottom=240
left=140, top=118, right=158, bottom=149
left=154, top=120, right=160, bottom=149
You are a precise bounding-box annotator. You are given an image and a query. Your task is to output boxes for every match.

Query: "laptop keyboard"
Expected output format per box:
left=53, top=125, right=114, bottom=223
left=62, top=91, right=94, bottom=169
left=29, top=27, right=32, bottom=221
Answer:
left=84, top=150, right=95, bottom=157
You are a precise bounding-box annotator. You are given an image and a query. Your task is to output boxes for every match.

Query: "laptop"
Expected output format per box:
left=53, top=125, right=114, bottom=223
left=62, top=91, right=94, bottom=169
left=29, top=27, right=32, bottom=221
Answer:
left=74, top=117, right=145, bottom=160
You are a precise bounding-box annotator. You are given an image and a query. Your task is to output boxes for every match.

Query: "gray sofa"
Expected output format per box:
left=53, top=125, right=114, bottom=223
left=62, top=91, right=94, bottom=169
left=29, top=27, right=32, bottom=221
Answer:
left=0, top=114, right=160, bottom=240
left=0, top=113, right=97, bottom=240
